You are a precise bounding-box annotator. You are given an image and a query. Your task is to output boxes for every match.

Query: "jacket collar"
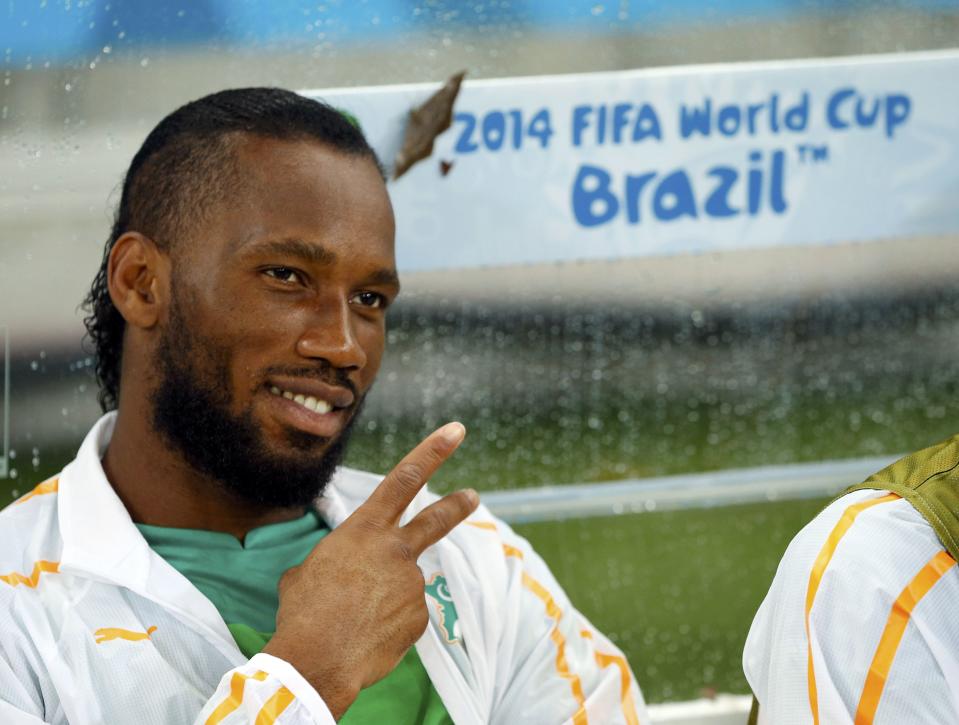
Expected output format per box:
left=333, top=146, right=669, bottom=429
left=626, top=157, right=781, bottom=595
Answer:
left=57, top=413, right=240, bottom=658
left=58, top=413, right=147, bottom=581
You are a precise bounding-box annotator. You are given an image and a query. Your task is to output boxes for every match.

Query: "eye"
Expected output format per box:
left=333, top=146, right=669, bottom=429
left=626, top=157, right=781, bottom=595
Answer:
left=263, top=267, right=303, bottom=285
left=350, top=291, right=387, bottom=309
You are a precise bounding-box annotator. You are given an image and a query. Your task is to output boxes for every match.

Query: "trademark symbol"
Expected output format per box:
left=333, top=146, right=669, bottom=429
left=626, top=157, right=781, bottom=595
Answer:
left=797, top=143, right=829, bottom=164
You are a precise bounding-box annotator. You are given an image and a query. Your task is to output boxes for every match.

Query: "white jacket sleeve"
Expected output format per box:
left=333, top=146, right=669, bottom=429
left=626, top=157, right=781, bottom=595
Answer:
left=0, top=701, right=45, bottom=725
left=0, top=595, right=48, bottom=725
left=0, top=658, right=45, bottom=725
left=194, top=653, right=335, bottom=725
left=489, top=522, right=649, bottom=725
left=743, top=491, right=959, bottom=725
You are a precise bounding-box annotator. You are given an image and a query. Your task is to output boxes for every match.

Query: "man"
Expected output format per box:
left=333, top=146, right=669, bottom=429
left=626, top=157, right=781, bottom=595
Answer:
left=0, top=88, right=646, bottom=724
left=744, top=435, right=959, bottom=723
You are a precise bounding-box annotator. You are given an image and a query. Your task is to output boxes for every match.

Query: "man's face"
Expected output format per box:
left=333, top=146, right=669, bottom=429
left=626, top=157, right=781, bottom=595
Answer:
left=151, top=136, right=397, bottom=508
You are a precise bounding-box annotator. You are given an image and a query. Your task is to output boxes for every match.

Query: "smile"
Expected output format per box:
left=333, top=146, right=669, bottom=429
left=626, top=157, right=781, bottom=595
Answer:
left=269, top=385, right=334, bottom=415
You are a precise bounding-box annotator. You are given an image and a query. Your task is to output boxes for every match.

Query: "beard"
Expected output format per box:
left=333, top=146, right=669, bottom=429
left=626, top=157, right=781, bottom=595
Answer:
left=150, top=297, right=363, bottom=510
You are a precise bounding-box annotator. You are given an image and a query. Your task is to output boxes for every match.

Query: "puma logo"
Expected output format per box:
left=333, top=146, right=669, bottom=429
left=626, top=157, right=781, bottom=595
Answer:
left=94, top=626, right=157, bottom=644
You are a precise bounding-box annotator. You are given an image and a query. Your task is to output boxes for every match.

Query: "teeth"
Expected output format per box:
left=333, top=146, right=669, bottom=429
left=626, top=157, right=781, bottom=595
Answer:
left=302, top=395, right=333, bottom=414
left=273, top=386, right=333, bottom=414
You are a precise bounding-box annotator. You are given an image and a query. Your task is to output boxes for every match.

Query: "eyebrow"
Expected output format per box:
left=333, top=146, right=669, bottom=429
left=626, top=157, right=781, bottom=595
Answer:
left=241, top=237, right=338, bottom=266
left=241, top=235, right=401, bottom=291
left=366, top=267, right=402, bottom=292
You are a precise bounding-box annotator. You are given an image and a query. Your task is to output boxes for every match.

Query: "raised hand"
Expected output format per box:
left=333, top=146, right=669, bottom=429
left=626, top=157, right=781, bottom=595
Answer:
left=263, top=422, right=477, bottom=719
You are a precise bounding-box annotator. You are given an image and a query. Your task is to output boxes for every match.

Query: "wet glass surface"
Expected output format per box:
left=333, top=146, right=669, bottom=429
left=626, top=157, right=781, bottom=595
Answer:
left=3, top=0, right=959, bottom=702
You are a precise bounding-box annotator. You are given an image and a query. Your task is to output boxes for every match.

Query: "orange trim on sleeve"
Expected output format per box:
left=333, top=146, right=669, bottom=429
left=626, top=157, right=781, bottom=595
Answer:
left=205, top=671, right=269, bottom=725
left=580, top=629, right=640, bottom=725
left=522, top=571, right=589, bottom=725
left=255, top=686, right=295, bottom=725
left=465, top=520, right=498, bottom=531
left=854, top=550, right=956, bottom=725
left=503, top=543, right=524, bottom=560
left=594, top=651, right=640, bottom=725
left=466, top=515, right=596, bottom=723
left=803, top=493, right=899, bottom=725
left=14, top=478, right=59, bottom=505
left=0, top=560, right=59, bottom=588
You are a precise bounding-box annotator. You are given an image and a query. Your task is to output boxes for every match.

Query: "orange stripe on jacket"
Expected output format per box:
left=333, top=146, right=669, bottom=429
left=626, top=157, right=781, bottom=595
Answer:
left=854, top=550, right=956, bottom=725
left=473, top=515, right=592, bottom=723
left=465, top=520, right=498, bottom=531
left=523, top=571, right=589, bottom=725
left=804, top=493, right=899, bottom=725
left=594, top=651, right=640, bottom=725
left=580, top=629, right=640, bottom=725
left=255, top=686, right=295, bottom=725
left=205, top=671, right=269, bottom=725
left=503, top=543, right=524, bottom=560
left=15, top=478, right=59, bottom=505
left=0, top=560, right=59, bottom=588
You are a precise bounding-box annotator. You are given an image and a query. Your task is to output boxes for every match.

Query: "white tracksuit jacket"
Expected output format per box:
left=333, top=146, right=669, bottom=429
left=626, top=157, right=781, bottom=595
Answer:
left=0, top=414, right=648, bottom=724
left=744, top=489, right=959, bottom=724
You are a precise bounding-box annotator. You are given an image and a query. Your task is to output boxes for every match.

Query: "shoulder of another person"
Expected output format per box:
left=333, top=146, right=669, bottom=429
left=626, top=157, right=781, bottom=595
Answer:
left=795, top=488, right=939, bottom=557
left=787, top=489, right=956, bottom=606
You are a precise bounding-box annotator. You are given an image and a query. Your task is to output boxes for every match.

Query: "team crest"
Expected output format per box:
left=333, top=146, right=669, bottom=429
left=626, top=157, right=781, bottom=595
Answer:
left=425, top=573, right=461, bottom=644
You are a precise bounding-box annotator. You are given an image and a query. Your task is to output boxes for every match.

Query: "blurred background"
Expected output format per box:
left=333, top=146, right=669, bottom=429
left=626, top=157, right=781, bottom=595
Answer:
left=3, top=0, right=959, bottom=713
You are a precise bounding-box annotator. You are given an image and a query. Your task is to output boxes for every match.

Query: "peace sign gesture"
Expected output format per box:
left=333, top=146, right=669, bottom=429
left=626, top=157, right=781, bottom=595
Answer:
left=264, top=423, right=478, bottom=719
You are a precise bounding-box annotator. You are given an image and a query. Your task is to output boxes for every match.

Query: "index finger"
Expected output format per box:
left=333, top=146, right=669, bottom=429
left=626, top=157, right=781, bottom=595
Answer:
left=358, top=422, right=466, bottom=524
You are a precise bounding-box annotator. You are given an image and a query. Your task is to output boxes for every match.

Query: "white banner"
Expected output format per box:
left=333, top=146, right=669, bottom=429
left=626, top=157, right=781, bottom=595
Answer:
left=304, top=50, right=959, bottom=273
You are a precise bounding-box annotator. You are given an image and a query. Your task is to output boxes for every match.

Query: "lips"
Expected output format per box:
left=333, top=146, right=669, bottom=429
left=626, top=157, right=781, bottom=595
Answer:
left=264, top=378, right=355, bottom=438
left=265, top=377, right=355, bottom=409
left=269, top=385, right=333, bottom=414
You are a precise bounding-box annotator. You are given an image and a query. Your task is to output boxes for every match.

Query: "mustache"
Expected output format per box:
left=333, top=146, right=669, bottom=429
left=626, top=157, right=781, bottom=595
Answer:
left=262, top=364, right=360, bottom=399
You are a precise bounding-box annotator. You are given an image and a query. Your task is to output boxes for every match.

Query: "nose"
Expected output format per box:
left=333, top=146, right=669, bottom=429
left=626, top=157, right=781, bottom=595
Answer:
left=294, top=299, right=367, bottom=372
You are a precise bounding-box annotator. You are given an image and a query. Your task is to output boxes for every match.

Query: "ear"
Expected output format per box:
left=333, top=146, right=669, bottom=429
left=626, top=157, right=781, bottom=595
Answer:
left=107, top=232, right=168, bottom=330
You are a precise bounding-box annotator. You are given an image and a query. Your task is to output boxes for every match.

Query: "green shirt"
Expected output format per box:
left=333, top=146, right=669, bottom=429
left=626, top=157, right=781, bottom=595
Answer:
left=137, top=511, right=452, bottom=724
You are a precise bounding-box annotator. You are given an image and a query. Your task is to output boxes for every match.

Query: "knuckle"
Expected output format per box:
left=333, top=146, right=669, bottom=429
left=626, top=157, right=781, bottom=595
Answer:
left=393, top=462, right=425, bottom=491
left=394, top=538, right=416, bottom=562
left=424, top=443, right=447, bottom=465
left=356, top=515, right=385, bottom=535
left=427, top=507, right=450, bottom=535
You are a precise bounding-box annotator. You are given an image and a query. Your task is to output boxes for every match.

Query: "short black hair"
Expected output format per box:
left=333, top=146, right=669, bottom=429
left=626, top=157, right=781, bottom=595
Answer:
left=83, top=87, right=382, bottom=412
